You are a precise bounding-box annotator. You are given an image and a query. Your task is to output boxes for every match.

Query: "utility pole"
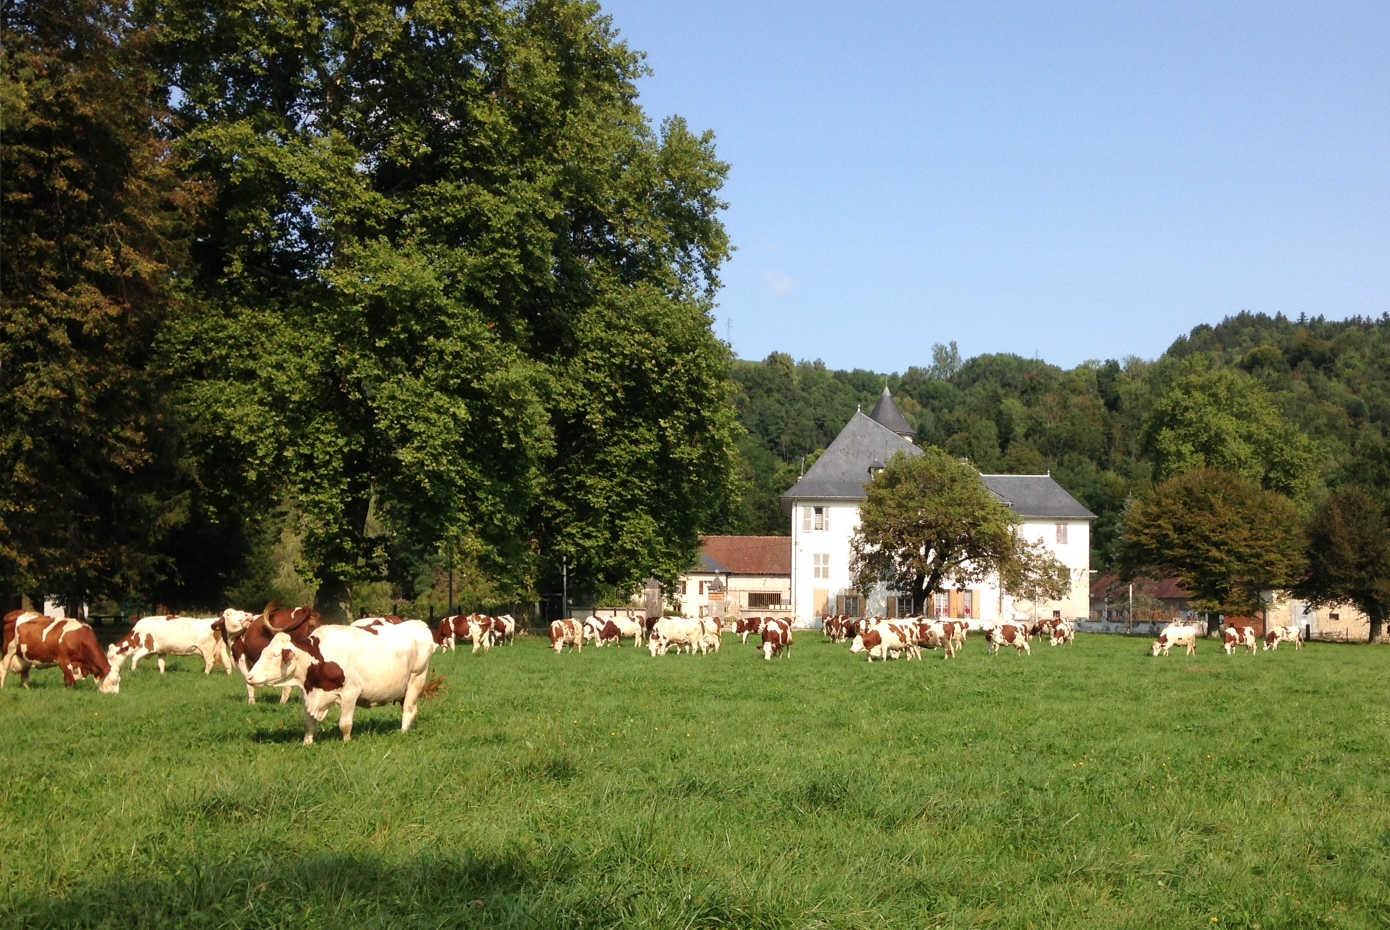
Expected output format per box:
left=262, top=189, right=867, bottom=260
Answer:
left=447, top=543, right=454, bottom=615
left=562, top=554, right=569, bottom=620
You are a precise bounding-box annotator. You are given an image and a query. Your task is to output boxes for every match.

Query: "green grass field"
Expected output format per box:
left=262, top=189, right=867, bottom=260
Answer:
left=3, top=629, right=1387, bottom=929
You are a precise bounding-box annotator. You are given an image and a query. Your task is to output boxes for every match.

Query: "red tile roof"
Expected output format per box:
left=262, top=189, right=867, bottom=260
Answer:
left=696, top=536, right=791, bottom=576
left=1090, top=573, right=1190, bottom=600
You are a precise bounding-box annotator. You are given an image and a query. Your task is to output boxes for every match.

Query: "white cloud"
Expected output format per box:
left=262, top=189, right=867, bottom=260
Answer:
left=763, top=270, right=795, bottom=297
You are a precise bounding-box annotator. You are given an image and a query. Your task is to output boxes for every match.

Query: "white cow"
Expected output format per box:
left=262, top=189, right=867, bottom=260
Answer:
left=244, top=622, right=434, bottom=744
left=1263, top=625, right=1303, bottom=651
left=108, top=615, right=231, bottom=675
left=1222, top=624, right=1257, bottom=655
left=1152, top=623, right=1201, bottom=656
left=647, top=616, right=706, bottom=656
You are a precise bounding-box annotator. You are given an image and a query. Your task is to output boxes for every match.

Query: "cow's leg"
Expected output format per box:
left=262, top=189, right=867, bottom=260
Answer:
left=200, top=648, right=215, bottom=674
left=129, top=647, right=147, bottom=671
left=61, top=663, right=78, bottom=687
left=156, top=655, right=167, bottom=674
left=279, top=686, right=293, bottom=704
left=401, top=672, right=427, bottom=732
left=219, top=640, right=233, bottom=674
left=336, top=690, right=360, bottom=742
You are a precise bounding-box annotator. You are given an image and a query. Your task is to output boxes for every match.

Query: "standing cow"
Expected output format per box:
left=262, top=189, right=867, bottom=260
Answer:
left=1, top=610, right=120, bottom=693
left=108, top=615, right=231, bottom=676
left=232, top=604, right=326, bottom=704
left=987, top=622, right=1032, bottom=656
left=1263, top=625, right=1303, bottom=651
left=244, top=622, right=434, bottom=744
left=1151, top=623, right=1200, bottom=656
left=1222, top=624, right=1258, bottom=655
left=760, top=617, right=792, bottom=660
left=549, top=618, right=584, bottom=653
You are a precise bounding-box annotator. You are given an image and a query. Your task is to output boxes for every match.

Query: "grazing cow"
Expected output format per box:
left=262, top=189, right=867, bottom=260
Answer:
left=493, top=615, right=517, bottom=646
left=850, top=621, right=920, bottom=662
left=735, top=616, right=764, bottom=645
left=761, top=617, right=792, bottom=660
left=987, top=622, right=1032, bottom=656
left=1, top=611, right=120, bottom=693
left=597, top=616, right=644, bottom=647
left=244, top=622, right=434, bottom=744
left=581, top=616, right=608, bottom=646
left=1222, top=624, right=1258, bottom=655
left=1045, top=618, right=1076, bottom=647
left=232, top=605, right=326, bottom=704
left=108, top=614, right=231, bottom=676
left=647, top=616, right=706, bottom=656
left=1151, top=623, right=1200, bottom=657
left=1264, top=625, right=1303, bottom=651
left=433, top=618, right=456, bottom=650
left=549, top=618, right=584, bottom=653
left=910, top=619, right=956, bottom=659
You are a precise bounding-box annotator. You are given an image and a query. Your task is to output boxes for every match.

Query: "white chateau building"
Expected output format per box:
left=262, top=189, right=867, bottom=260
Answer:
left=781, top=387, right=1094, bottom=627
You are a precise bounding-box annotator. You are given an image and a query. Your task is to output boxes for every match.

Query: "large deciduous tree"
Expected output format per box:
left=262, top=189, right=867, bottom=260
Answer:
left=849, top=449, right=1019, bottom=614
left=1296, top=486, right=1390, bottom=643
left=998, top=539, right=1071, bottom=619
left=0, top=0, right=201, bottom=605
left=1119, top=469, right=1305, bottom=624
left=144, top=0, right=737, bottom=614
left=1143, top=367, right=1319, bottom=500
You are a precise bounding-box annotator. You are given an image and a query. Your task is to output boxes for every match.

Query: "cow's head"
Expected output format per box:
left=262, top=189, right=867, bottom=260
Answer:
left=1151, top=634, right=1168, bottom=656
left=245, top=632, right=301, bottom=687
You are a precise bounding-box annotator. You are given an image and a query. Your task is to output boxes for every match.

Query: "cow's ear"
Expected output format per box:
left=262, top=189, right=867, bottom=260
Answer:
left=281, top=648, right=295, bottom=667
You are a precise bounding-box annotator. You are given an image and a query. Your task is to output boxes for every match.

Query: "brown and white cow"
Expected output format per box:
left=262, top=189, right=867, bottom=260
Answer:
left=850, top=621, right=920, bottom=662
left=598, top=616, right=645, bottom=647
left=1, top=610, right=120, bottom=692
left=910, top=619, right=956, bottom=659
left=736, top=616, right=765, bottom=645
left=108, top=614, right=231, bottom=676
left=232, top=604, right=326, bottom=704
left=1151, top=622, right=1200, bottom=657
left=549, top=618, right=584, bottom=653
left=1046, top=618, right=1076, bottom=647
left=244, top=621, right=434, bottom=744
left=761, top=617, right=792, bottom=660
left=987, top=622, right=1032, bottom=656
left=1222, top=624, right=1257, bottom=655
left=1263, top=625, right=1303, bottom=651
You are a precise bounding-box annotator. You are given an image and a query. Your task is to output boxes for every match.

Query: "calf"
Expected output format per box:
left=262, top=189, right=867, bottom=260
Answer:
left=735, top=616, right=764, bottom=645
left=1, top=611, right=120, bottom=693
left=761, top=617, right=792, bottom=660
left=1222, top=624, right=1257, bottom=655
left=987, top=623, right=1032, bottom=656
left=245, top=622, right=434, bottom=744
left=232, top=604, right=326, bottom=704
left=1264, top=625, right=1302, bottom=651
left=108, top=614, right=231, bottom=676
left=1151, top=623, right=1200, bottom=657
left=549, top=618, right=584, bottom=653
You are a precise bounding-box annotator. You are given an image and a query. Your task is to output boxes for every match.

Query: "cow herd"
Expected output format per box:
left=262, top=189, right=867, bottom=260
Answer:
left=3, top=602, right=1309, bottom=746
left=1152, top=621, right=1305, bottom=657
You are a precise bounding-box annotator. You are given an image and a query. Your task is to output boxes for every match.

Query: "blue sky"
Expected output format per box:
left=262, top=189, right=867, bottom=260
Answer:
left=601, top=1, right=1390, bottom=371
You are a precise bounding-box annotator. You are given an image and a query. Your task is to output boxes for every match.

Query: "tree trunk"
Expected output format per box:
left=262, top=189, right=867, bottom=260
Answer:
left=1369, top=608, right=1385, bottom=644
left=314, top=574, right=352, bottom=623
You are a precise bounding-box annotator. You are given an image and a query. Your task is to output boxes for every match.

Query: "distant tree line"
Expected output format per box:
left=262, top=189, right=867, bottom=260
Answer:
left=723, top=315, right=1390, bottom=639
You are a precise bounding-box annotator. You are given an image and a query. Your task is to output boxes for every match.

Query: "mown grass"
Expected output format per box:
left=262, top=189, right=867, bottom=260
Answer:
left=2, top=631, right=1388, bottom=929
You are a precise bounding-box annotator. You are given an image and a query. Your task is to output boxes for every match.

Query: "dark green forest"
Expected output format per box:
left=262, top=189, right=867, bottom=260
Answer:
left=724, top=313, right=1390, bottom=571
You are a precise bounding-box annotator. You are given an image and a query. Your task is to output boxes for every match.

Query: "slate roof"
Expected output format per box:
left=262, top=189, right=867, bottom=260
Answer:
left=868, top=386, right=914, bottom=438
left=980, top=474, right=1096, bottom=519
left=695, top=536, right=791, bottom=575
left=1090, top=573, right=1190, bottom=601
left=781, top=411, right=921, bottom=501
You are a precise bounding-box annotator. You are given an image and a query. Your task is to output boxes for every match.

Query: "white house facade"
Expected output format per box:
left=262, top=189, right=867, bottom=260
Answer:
left=782, top=388, right=1094, bottom=627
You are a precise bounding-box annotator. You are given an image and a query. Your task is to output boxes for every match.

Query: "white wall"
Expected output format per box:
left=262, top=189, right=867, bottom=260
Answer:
left=789, top=503, right=1092, bottom=624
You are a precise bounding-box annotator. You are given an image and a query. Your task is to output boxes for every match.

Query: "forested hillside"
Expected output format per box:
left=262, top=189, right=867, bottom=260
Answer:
left=725, top=312, right=1390, bottom=570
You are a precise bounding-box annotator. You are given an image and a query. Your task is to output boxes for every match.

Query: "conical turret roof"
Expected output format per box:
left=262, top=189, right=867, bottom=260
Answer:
left=868, top=386, right=913, bottom=440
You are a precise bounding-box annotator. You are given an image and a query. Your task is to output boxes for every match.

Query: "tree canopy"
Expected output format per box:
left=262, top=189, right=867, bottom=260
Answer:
left=849, top=448, right=1020, bottom=615
left=1119, top=469, right=1305, bottom=619
left=1297, top=486, right=1390, bottom=642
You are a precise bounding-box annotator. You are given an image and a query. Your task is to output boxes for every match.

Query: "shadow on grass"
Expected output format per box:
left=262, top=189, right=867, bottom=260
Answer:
left=8, top=847, right=542, bottom=930
left=249, top=714, right=408, bottom=743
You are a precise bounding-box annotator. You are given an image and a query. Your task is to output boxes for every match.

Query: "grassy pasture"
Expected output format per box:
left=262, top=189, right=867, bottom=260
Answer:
left=2, top=630, right=1388, bottom=929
